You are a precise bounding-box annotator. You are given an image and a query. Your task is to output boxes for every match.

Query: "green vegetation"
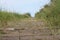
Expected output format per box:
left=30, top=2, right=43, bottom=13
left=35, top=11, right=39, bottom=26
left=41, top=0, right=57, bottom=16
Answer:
left=0, top=10, right=31, bottom=28
left=35, top=0, right=60, bottom=34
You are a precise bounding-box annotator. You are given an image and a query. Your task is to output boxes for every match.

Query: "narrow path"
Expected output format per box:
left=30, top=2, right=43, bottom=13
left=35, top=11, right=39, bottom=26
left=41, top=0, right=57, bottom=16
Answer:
left=0, top=18, right=60, bottom=40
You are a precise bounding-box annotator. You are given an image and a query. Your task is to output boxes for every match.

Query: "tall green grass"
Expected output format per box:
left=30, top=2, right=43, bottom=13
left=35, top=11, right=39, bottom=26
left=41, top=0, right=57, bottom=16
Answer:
left=0, top=11, right=31, bottom=27
left=35, top=0, right=60, bottom=29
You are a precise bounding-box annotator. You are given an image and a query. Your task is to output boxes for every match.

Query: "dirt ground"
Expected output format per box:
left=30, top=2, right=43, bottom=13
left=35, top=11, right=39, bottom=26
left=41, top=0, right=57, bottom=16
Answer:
left=0, top=19, right=60, bottom=40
